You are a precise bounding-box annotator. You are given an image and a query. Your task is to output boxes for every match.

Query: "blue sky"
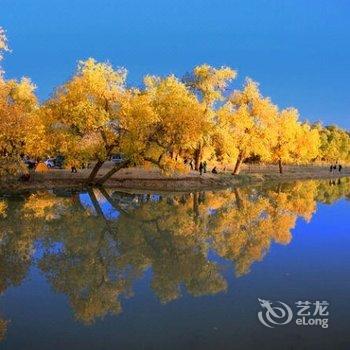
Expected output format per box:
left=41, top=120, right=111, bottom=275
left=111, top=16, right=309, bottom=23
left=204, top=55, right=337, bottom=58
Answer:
left=1, top=0, right=349, bottom=128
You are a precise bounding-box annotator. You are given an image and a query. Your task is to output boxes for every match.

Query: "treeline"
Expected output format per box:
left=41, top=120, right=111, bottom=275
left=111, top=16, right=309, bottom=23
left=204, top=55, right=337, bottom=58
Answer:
left=1, top=28, right=350, bottom=184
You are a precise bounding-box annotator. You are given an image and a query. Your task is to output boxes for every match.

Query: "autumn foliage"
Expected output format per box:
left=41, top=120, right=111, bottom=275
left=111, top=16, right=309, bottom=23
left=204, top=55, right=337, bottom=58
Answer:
left=1, top=27, right=349, bottom=182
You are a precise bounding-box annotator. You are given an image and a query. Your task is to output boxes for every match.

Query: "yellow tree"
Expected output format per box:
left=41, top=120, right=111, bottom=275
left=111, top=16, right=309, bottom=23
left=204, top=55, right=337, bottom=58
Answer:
left=43, top=59, right=159, bottom=185
left=94, top=88, right=158, bottom=184
left=218, top=78, right=277, bottom=174
left=0, top=77, right=38, bottom=175
left=143, top=74, right=207, bottom=171
left=270, top=108, right=301, bottom=173
left=292, top=122, right=320, bottom=168
left=0, top=27, right=41, bottom=176
left=267, top=105, right=320, bottom=173
left=270, top=108, right=319, bottom=174
left=185, top=64, right=236, bottom=169
left=317, top=125, right=350, bottom=163
left=42, top=58, right=127, bottom=182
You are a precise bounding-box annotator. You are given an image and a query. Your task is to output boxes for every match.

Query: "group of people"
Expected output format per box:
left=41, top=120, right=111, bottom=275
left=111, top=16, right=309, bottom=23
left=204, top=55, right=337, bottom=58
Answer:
left=330, top=163, right=343, bottom=173
left=184, top=158, right=218, bottom=175
left=185, top=159, right=346, bottom=176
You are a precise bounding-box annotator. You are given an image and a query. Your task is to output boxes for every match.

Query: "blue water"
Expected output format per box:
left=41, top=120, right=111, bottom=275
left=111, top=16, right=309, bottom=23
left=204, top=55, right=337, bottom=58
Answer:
left=0, top=180, right=349, bottom=349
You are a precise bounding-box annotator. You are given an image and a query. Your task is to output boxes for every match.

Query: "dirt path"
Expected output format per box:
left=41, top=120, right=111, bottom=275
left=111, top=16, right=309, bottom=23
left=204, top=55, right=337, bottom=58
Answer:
left=1, top=163, right=349, bottom=193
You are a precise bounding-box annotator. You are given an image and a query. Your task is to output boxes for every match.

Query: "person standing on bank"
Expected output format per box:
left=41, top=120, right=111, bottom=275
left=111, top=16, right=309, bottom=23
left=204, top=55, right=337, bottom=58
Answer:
left=199, top=162, right=204, bottom=175
left=203, top=161, right=207, bottom=173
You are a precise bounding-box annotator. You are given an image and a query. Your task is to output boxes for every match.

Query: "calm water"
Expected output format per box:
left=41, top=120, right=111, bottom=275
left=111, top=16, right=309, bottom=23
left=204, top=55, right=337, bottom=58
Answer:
left=0, top=179, right=349, bottom=350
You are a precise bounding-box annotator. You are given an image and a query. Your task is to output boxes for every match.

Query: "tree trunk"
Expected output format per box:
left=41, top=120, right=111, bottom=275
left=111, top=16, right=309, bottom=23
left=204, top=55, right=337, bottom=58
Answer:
left=87, top=188, right=105, bottom=218
left=233, top=152, right=244, bottom=175
left=278, top=159, right=283, bottom=174
left=88, top=188, right=114, bottom=234
left=194, top=141, right=203, bottom=171
left=86, top=160, right=104, bottom=185
left=94, top=160, right=131, bottom=185
left=98, top=187, right=129, bottom=215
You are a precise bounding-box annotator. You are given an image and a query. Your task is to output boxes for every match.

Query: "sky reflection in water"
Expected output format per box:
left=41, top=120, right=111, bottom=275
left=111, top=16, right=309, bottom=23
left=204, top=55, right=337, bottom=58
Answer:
left=0, top=179, right=349, bottom=349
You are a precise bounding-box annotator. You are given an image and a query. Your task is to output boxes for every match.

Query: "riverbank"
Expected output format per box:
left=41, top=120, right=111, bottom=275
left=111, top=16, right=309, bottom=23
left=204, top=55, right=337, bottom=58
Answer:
left=0, top=163, right=349, bottom=193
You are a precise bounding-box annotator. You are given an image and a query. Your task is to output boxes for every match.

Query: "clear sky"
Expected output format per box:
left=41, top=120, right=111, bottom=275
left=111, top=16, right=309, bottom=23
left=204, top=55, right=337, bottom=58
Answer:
left=1, top=0, right=349, bottom=128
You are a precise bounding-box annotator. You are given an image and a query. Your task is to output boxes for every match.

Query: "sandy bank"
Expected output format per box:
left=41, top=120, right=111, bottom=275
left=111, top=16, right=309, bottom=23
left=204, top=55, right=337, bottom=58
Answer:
left=0, top=163, right=349, bottom=193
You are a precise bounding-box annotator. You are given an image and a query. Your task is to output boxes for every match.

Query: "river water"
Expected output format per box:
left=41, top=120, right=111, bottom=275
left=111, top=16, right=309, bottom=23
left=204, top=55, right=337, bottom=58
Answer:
left=0, top=179, right=349, bottom=349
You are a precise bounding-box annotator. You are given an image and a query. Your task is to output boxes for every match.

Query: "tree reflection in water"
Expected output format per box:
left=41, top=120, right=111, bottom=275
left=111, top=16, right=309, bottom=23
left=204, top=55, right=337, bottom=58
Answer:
left=0, top=178, right=349, bottom=338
